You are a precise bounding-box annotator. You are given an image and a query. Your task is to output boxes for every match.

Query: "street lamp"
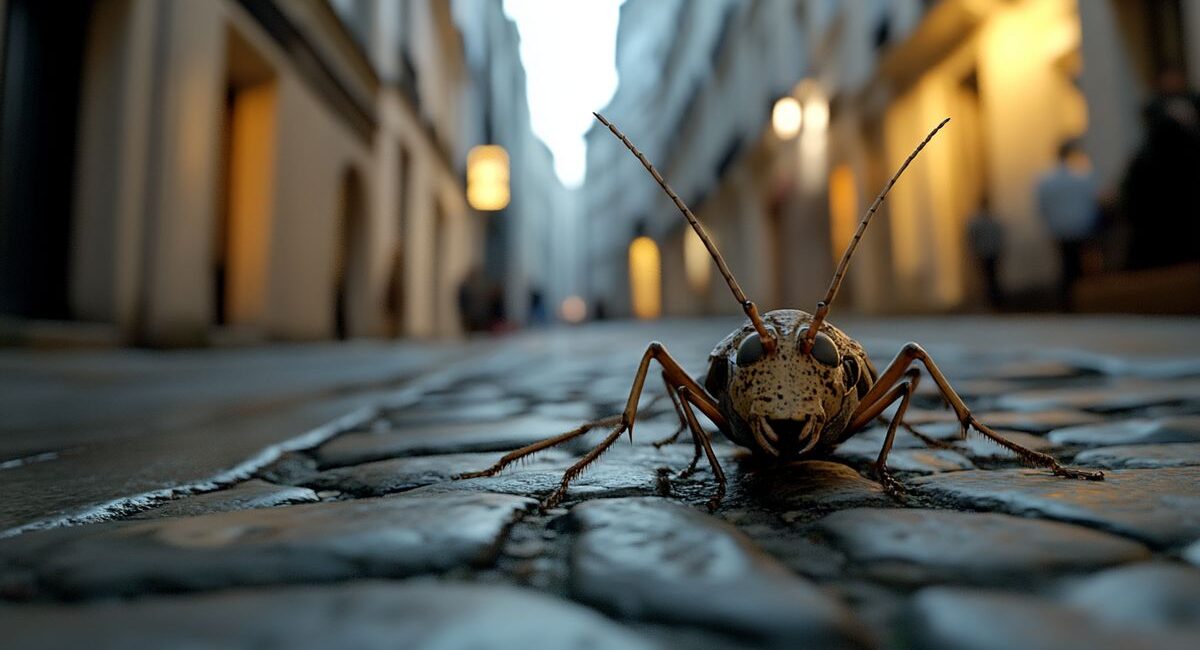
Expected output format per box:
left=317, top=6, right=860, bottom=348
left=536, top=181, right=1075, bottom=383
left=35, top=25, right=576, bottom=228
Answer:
left=803, top=93, right=829, bottom=132
left=772, top=96, right=802, bottom=139
left=467, top=145, right=510, bottom=211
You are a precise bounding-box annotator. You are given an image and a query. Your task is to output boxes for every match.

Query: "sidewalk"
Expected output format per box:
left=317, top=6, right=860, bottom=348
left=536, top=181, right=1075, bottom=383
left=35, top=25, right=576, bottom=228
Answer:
left=0, top=338, right=492, bottom=534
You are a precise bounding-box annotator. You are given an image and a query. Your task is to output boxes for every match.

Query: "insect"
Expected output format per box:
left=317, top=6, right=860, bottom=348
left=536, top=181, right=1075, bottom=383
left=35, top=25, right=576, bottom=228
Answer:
left=456, top=113, right=1103, bottom=511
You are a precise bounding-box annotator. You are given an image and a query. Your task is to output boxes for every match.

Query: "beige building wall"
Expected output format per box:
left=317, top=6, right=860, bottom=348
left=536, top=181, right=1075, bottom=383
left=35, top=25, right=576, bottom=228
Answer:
left=264, top=71, right=372, bottom=341
left=834, top=0, right=1092, bottom=309
left=71, top=0, right=157, bottom=330
left=52, top=0, right=482, bottom=346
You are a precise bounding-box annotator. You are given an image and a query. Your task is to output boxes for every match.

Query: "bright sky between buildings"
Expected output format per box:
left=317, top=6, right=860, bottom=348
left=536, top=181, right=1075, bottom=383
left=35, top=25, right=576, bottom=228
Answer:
left=502, top=0, right=624, bottom=188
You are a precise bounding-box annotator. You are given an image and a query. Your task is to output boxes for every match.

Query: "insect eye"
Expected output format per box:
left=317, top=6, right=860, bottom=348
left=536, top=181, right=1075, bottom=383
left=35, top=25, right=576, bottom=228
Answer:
left=799, top=327, right=839, bottom=366
left=842, top=356, right=860, bottom=388
left=736, top=332, right=767, bottom=366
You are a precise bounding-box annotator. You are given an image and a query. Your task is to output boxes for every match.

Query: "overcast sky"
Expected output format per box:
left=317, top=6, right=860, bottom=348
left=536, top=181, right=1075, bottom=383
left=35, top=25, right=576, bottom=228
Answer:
left=502, top=0, right=625, bottom=188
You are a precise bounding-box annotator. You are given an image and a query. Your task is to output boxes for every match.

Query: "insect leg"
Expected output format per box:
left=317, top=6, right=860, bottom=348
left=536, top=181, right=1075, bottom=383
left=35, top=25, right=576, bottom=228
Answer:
left=452, top=414, right=622, bottom=480
left=898, top=421, right=961, bottom=450
left=540, top=342, right=727, bottom=509
left=542, top=421, right=628, bottom=509
left=871, top=415, right=959, bottom=451
left=620, top=342, right=728, bottom=440
left=851, top=342, right=1103, bottom=480
left=651, top=371, right=690, bottom=448
left=677, top=386, right=727, bottom=511
left=863, top=369, right=921, bottom=496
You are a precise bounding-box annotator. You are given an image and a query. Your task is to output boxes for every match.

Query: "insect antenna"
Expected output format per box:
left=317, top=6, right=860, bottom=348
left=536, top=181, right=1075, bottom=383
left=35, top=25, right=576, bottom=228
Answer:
left=594, top=112, right=777, bottom=352
left=801, top=117, right=950, bottom=353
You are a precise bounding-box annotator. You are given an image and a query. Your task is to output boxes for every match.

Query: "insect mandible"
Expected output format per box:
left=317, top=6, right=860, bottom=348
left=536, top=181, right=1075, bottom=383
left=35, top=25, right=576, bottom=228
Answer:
left=456, top=113, right=1103, bottom=511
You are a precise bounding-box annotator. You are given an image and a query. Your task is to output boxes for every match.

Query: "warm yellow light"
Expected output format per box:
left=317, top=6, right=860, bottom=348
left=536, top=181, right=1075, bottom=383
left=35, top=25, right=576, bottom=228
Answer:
left=804, top=94, right=829, bottom=132
left=559, top=295, right=587, bottom=323
left=628, top=236, right=661, bottom=319
left=772, top=97, right=802, bottom=139
left=683, top=227, right=712, bottom=294
left=467, top=145, right=510, bottom=211
left=828, top=164, right=858, bottom=257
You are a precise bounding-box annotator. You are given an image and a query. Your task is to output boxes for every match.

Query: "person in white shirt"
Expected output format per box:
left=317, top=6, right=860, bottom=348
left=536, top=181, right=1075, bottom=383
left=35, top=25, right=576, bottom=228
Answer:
left=1035, top=140, right=1098, bottom=311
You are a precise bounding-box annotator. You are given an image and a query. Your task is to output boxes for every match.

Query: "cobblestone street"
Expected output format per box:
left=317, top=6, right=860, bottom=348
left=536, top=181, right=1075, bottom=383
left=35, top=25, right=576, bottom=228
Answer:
left=3, top=316, right=1200, bottom=649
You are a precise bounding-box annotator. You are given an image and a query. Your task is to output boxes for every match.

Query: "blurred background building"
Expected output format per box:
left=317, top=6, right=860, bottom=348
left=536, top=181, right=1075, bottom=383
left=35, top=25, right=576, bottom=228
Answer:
left=586, top=0, right=1200, bottom=320
left=0, top=0, right=569, bottom=346
left=1, top=0, right=1197, bottom=348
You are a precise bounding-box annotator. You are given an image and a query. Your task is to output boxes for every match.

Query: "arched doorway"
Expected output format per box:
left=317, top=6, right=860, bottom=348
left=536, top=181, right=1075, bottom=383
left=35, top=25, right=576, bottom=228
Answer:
left=334, top=167, right=366, bottom=340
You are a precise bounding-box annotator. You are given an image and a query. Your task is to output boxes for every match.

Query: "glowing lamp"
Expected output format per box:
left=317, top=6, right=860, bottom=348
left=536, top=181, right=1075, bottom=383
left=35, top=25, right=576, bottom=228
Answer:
left=467, top=145, right=510, bottom=211
left=628, top=236, right=661, bottom=320
left=804, top=94, right=829, bottom=132
left=772, top=97, right=802, bottom=139
left=559, top=295, right=587, bottom=323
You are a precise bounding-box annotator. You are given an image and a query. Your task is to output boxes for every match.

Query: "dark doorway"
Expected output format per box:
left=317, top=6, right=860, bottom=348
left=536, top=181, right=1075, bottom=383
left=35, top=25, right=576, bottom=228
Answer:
left=334, top=168, right=365, bottom=340
left=0, top=0, right=94, bottom=318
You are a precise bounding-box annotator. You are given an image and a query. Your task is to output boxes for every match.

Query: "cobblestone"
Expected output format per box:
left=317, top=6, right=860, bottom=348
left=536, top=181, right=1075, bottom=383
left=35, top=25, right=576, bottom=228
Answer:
left=813, top=508, right=1150, bottom=586
left=912, top=467, right=1200, bottom=548
left=305, top=450, right=573, bottom=497
left=911, top=586, right=1195, bottom=650
left=1046, top=415, right=1200, bottom=446
left=569, top=497, right=868, bottom=648
left=1059, top=562, right=1200, bottom=630
left=130, top=479, right=319, bottom=519
left=0, top=492, right=533, bottom=599
left=748, top=460, right=892, bottom=511
left=0, top=581, right=656, bottom=650
left=1074, top=442, right=1200, bottom=469
left=313, top=415, right=586, bottom=468
left=5, top=317, right=1200, bottom=647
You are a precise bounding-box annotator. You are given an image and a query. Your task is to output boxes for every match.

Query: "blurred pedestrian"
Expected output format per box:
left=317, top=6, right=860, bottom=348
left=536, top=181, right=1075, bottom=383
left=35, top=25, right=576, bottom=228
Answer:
left=1036, top=140, right=1099, bottom=311
left=967, top=195, right=1004, bottom=310
left=457, top=267, right=490, bottom=333
left=1121, top=67, right=1200, bottom=269
left=527, top=287, right=547, bottom=327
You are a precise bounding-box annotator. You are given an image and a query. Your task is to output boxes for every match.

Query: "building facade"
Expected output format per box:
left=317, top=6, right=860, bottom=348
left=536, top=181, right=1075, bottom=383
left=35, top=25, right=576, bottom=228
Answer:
left=584, top=0, right=1200, bottom=319
left=0, top=0, right=558, bottom=346
left=454, top=0, right=577, bottom=329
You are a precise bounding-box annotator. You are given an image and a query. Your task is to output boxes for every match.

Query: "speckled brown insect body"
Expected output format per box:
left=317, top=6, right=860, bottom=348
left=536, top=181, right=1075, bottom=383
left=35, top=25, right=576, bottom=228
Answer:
left=705, top=310, right=871, bottom=461
left=456, top=114, right=1103, bottom=510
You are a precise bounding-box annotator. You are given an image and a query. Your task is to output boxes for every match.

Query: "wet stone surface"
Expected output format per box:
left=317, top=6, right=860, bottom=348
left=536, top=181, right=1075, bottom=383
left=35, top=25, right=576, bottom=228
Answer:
left=912, top=467, right=1200, bottom=548
left=568, top=497, right=867, bottom=648
left=130, top=479, right=319, bottom=519
left=304, top=450, right=574, bottom=496
left=4, top=319, right=1200, bottom=648
left=1058, top=562, right=1200, bottom=631
left=748, top=460, right=892, bottom=512
left=0, top=581, right=657, bottom=650
left=0, top=492, right=534, bottom=599
left=314, top=415, right=588, bottom=468
left=813, top=508, right=1150, bottom=586
left=1073, top=442, right=1200, bottom=469
left=1046, top=415, right=1200, bottom=446
left=970, top=408, right=1105, bottom=434
left=911, top=586, right=1196, bottom=650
